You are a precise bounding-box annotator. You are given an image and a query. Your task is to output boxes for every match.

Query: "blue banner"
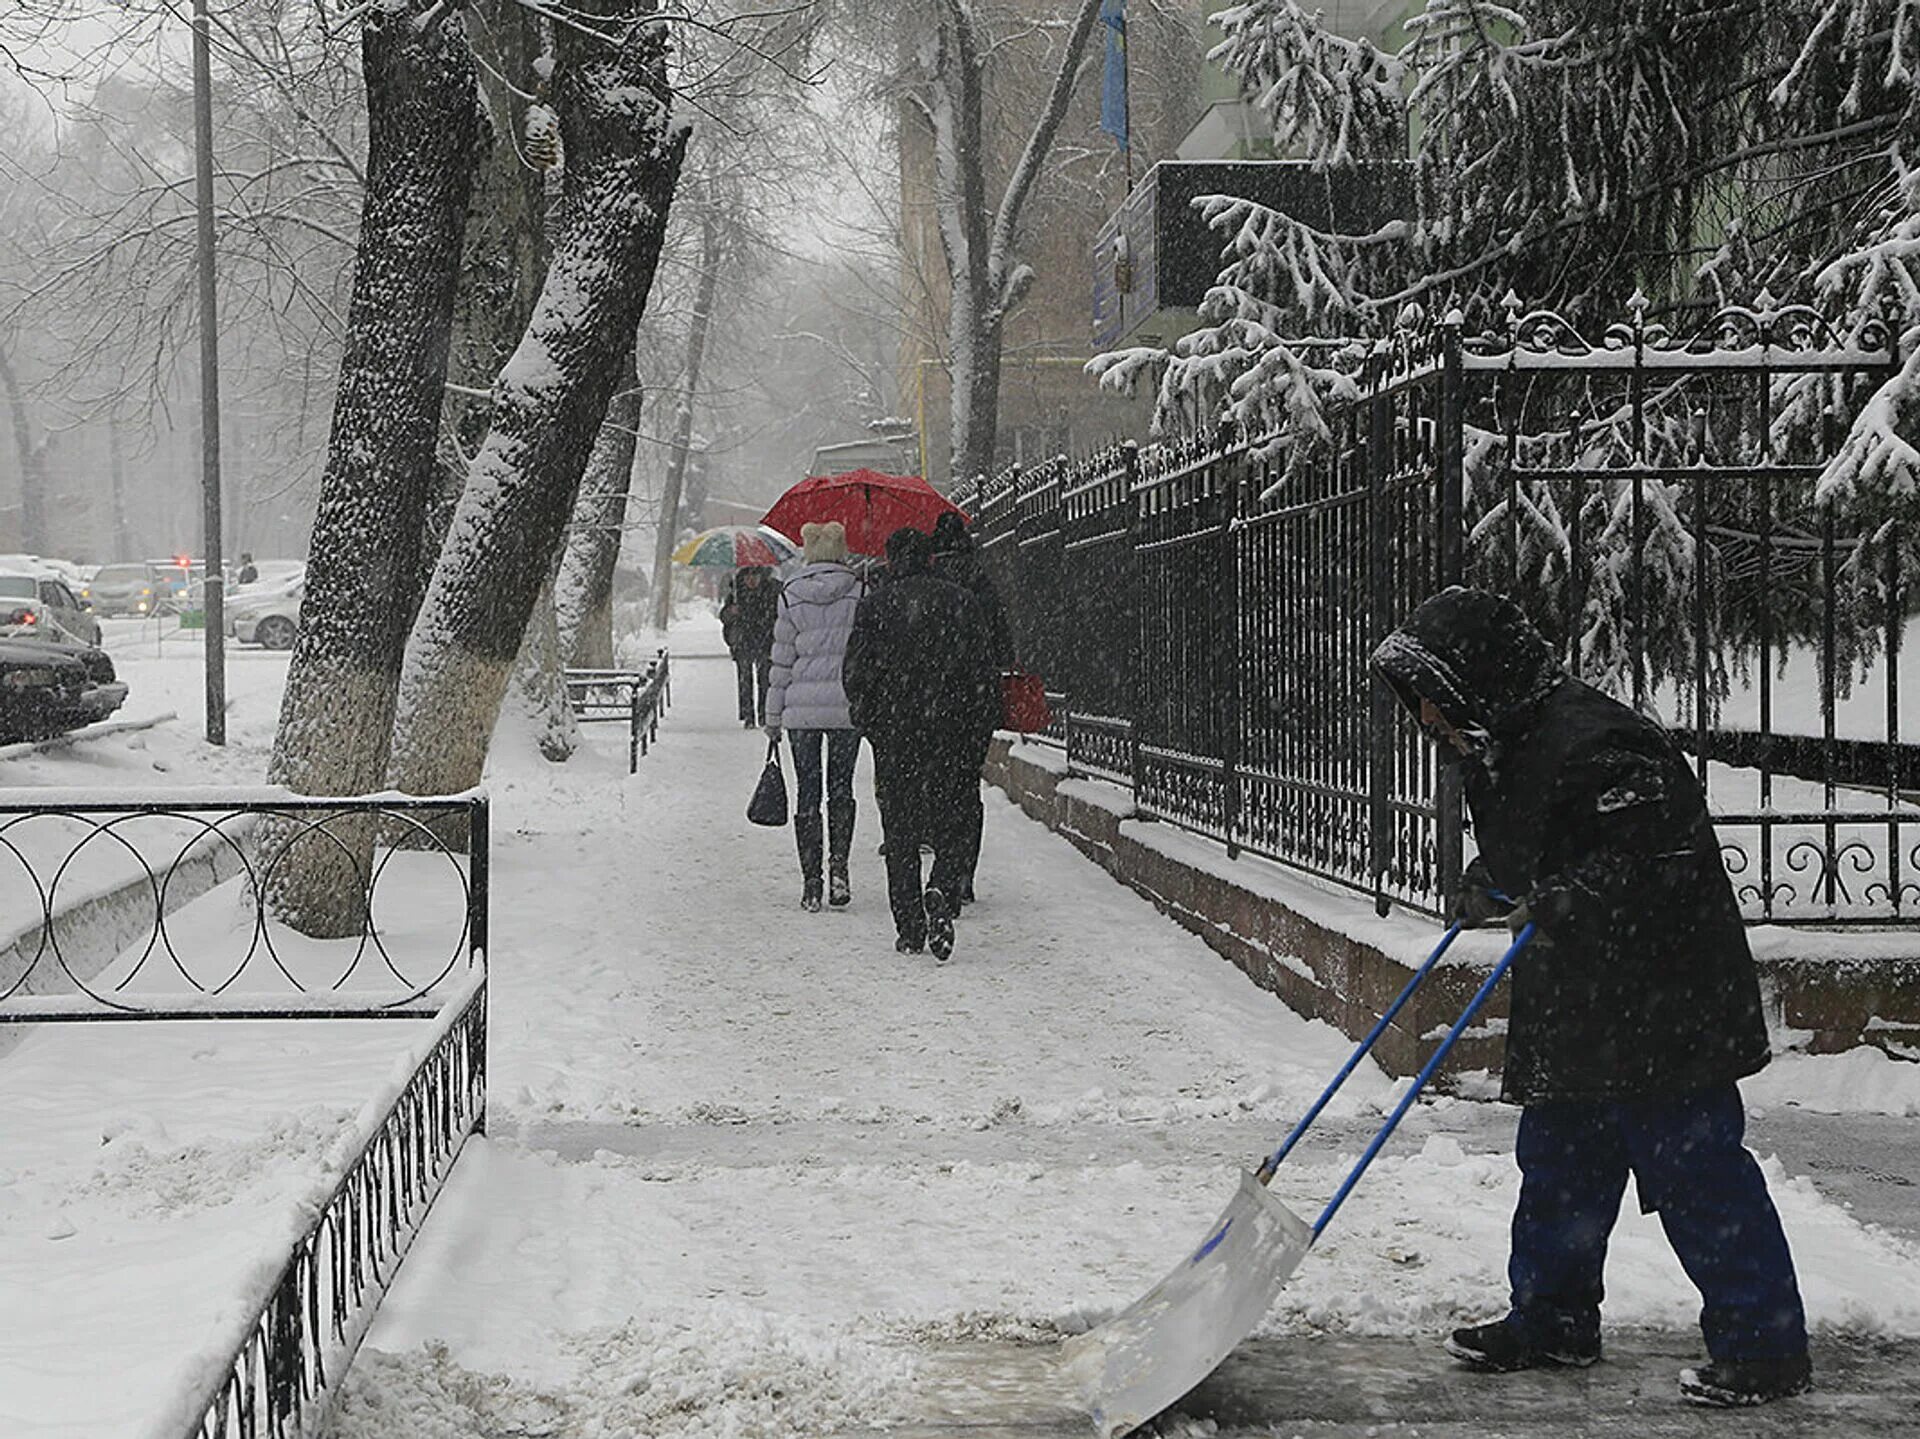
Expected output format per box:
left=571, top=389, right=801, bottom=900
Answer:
left=1100, top=0, right=1128, bottom=152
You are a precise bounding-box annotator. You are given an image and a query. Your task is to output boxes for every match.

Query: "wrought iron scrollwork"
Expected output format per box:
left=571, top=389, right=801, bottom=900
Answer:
left=0, top=794, right=486, bottom=1019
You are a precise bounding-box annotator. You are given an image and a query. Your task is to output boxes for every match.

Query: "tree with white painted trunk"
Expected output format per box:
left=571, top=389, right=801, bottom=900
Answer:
left=910, top=0, right=1106, bottom=490
left=264, top=1, right=478, bottom=938
left=556, top=368, right=642, bottom=670
left=388, top=1, right=687, bottom=801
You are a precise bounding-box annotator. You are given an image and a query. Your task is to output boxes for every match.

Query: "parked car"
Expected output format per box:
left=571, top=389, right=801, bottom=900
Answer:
left=234, top=559, right=304, bottom=591
left=84, top=563, right=158, bottom=617
left=0, top=571, right=104, bottom=648
left=0, top=638, right=128, bottom=742
left=145, top=559, right=202, bottom=614
left=231, top=575, right=303, bottom=649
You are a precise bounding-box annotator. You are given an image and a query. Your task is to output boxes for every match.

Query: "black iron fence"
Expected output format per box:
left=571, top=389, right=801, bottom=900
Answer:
left=566, top=647, right=672, bottom=773
left=958, top=301, right=1919, bottom=926
left=186, top=974, right=486, bottom=1439
left=0, top=793, right=487, bottom=1020
left=0, top=791, right=490, bottom=1439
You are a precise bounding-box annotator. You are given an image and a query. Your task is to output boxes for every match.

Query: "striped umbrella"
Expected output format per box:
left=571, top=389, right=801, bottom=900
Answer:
left=670, top=526, right=797, bottom=569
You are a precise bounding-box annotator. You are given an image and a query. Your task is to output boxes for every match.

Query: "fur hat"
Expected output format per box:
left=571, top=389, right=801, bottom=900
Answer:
left=801, top=520, right=849, bottom=564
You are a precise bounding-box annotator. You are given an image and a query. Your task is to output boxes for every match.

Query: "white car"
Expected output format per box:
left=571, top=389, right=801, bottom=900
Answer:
left=0, top=571, right=104, bottom=648
left=230, top=576, right=303, bottom=649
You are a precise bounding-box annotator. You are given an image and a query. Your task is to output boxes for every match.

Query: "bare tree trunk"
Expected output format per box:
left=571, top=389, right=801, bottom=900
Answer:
left=265, top=3, right=478, bottom=937
left=0, top=342, right=49, bottom=554
left=557, top=369, right=642, bottom=668
left=388, top=2, right=686, bottom=801
left=424, top=0, right=553, bottom=607
left=647, top=213, right=721, bottom=632
left=923, top=0, right=1103, bottom=489
left=511, top=571, right=579, bottom=761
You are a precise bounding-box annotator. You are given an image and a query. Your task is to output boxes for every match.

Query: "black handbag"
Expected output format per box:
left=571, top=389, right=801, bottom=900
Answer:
left=746, top=739, right=789, bottom=827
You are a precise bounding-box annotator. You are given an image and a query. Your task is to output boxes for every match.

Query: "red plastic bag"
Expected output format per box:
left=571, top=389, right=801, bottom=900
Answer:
left=1000, top=669, right=1052, bottom=734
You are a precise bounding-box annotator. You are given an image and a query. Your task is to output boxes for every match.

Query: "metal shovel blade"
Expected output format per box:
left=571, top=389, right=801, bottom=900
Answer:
left=1060, top=1171, right=1314, bottom=1438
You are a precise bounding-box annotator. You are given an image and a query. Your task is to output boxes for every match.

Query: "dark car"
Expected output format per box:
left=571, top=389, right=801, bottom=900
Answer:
left=0, top=638, right=129, bottom=743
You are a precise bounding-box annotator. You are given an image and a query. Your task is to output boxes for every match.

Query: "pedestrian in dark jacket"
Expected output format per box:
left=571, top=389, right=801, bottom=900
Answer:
left=720, top=566, right=780, bottom=727
left=1372, top=585, right=1810, bottom=1409
left=843, top=526, right=998, bottom=961
left=931, top=510, right=1013, bottom=904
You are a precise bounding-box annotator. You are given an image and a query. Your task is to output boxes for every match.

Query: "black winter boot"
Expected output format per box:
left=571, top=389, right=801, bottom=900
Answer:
left=1445, top=1319, right=1599, bottom=1372
left=795, top=813, right=825, bottom=913
left=924, top=887, right=955, bottom=963
left=827, top=799, right=856, bottom=908
left=1679, top=1355, right=1813, bottom=1407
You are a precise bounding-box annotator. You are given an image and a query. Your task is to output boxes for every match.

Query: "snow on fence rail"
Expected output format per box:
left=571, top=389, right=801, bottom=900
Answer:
left=0, top=791, right=487, bottom=1021
left=165, top=970, right=487, bottom=1439
left=564, top=647, right=671, bottom=773
left=959, top=299, right=1919, bottom=926
left=0, top=790, right=490, bottom=1439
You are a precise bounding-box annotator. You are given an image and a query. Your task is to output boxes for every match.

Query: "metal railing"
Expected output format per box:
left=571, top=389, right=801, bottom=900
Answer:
left=0, top=792, right=487, bottom=1021
left=0, top=791, right=490, bottom=1439
left=565, top=648, right=671, bottom=773
left=184, top=973, right=486, bottom=1439
left=958, top=300, right=1915, bottom=926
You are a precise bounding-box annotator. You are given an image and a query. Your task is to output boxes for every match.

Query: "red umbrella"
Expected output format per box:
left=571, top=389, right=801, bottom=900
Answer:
left=761, top=468, right=966, bottom=557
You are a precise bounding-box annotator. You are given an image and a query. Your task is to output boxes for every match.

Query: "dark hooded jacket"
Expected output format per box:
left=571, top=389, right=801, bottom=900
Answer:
left=843, top=528, right=999, bottom=753
left=1372, top=586, right=1768, bottom=1106
left=931, top=512, right=1014, bottom=667
left=720, top=568, right=780, bottom=658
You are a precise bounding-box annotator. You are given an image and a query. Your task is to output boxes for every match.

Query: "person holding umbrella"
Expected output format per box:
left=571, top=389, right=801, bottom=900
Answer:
left=764, top=522, right=863, bottom=913
left=1371, top=586, right=1811, bottom=1408
left=720, top=565, right=781, bottom=728
left=843, top=526, right=998, bottom=960
left=931, top=510, right=1013, bottom=905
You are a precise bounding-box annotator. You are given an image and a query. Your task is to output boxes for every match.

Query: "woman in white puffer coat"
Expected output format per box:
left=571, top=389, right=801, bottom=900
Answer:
left=765, top=521, right=864, bottom=911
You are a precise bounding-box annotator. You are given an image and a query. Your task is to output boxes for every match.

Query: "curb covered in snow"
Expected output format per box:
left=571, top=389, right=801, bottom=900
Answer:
left=984, top=736, right=1920, bottom=1076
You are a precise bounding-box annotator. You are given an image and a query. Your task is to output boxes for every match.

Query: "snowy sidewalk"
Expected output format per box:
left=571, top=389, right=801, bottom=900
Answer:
left=323, top=623, right=1920, bottom=1437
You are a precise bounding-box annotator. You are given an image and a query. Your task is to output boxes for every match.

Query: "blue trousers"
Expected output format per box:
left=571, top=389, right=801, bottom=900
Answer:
left=1508, top=1084, right=1807, bottom=1362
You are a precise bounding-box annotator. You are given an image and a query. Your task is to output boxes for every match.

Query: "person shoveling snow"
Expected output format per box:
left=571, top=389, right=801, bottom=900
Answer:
left=1372, top=585, right=1813, bottom=1408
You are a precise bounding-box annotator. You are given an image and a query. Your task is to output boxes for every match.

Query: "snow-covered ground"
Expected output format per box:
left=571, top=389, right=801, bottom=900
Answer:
left=3, top=614, right=1919, bottom=1438
left=328, top=623, right=1920, bottom=1437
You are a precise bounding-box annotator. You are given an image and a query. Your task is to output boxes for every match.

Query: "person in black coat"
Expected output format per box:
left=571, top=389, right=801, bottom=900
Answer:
left=931, top=510, right=1013, bottom=904
left=720, top=566, right=781, bottom=727
left=843, top=526, right=998, bottom=960
left=1372, top=586, right=1810, bottom=1409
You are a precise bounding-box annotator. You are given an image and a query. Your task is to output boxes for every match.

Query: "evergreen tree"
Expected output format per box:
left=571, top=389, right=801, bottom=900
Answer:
left=1096, top=0, right=1920, bottom=705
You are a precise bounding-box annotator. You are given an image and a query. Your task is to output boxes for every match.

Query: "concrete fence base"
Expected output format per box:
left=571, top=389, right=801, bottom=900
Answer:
left=986, top=737, right=1920, bottom=1079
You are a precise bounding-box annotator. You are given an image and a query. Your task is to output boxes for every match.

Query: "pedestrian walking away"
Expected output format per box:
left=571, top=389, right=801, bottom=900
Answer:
left=931, top=510, right=1013, bottom=906
left=764, top=521, right=863, bottom=913
left=1371, top=585, right=1812, bottom=1409
left=843, top=526, right=998, bottom=961
left=721, top=565, right=781, bottom=727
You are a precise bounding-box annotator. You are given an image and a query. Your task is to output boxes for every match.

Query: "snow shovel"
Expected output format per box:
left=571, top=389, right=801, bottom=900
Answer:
left=1062, top=921, right=1536, bottom=1438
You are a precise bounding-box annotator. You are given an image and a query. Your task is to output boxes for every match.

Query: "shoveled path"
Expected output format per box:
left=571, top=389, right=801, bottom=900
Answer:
left=324, top=621, right=1920, bottom=1439
left=882, top=1330, right=1920, bottom=1437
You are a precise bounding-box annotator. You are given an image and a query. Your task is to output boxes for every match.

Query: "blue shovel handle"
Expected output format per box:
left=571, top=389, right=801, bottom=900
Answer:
left=1310, top=923, right=1535, bottom=1239
left=1255, top=920, right=1466, bottom=1184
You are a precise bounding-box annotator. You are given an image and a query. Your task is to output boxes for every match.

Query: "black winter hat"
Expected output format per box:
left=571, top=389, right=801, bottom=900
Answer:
left=931, top=510, right=971, bottom=553
left=886, top=525, right=933, bottom=575
left=1371, top=586, right=1564, bottom=739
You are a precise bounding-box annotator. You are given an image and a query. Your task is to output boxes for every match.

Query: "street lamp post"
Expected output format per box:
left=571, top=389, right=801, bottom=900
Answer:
left=191, top=0, right=226, bottom=745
